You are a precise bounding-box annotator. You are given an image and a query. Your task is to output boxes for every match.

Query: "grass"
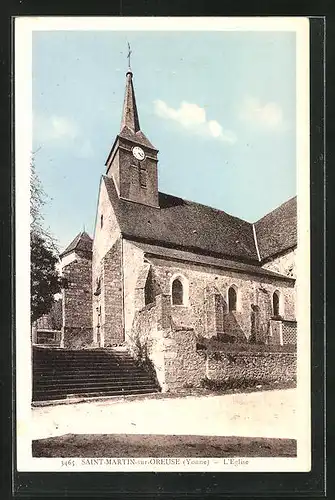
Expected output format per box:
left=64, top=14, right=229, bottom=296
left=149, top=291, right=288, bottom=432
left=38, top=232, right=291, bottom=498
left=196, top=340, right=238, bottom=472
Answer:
left=32, top=433, right=297, bottom=458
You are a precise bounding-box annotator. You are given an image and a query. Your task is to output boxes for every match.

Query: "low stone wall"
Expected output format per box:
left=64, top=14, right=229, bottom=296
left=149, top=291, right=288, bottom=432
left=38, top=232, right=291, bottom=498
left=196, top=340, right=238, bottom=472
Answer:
left=128, top=300, right=166, bottom=389
left=206, top=350, right=296, bottom=385
left=162, top=329, right=207, bottom=390
left=162, top=333, right=296, bottom=390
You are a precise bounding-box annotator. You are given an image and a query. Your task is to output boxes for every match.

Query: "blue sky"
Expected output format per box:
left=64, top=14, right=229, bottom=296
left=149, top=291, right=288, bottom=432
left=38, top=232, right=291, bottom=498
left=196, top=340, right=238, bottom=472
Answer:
left=32, top=30, right=296, bottom=251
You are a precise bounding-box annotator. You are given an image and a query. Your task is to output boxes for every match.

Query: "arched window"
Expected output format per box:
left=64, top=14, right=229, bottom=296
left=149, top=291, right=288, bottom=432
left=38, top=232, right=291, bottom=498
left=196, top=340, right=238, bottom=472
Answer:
left=100, top=214, right=104, bottom=228
left=172, top=278, right=184, bottom=305
left=228, top=286, right=237, bottom=312
left=273, top=290, right=280, bottom=317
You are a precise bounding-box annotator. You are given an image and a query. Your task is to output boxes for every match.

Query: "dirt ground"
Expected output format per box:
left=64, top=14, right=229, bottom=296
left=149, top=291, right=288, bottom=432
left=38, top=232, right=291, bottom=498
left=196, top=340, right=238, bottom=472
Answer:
left=31, top=388, right=297, bottom=442
left=32, top=433, right=297, bottom=458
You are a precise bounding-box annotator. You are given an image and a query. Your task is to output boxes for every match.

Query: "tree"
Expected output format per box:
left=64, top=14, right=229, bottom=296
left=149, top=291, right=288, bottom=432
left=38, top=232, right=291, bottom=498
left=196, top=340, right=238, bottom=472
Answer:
left=30, top=233, right=61, bottom=322
left=30, top=154, right=61, bottom=322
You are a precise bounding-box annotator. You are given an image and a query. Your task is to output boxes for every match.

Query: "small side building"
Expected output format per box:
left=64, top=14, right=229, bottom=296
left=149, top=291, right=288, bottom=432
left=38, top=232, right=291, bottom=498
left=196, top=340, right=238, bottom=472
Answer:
left=60, top=231, right=93, bottom=348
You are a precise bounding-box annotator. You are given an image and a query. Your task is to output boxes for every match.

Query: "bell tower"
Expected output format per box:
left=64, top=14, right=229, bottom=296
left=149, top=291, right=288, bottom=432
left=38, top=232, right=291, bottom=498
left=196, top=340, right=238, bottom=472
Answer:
left=105, top=62, right=159, bottom=208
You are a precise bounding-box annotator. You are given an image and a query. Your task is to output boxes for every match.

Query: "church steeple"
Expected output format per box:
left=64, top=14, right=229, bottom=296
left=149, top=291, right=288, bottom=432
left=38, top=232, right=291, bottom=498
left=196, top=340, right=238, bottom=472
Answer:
left=120, top=70, right=140, bottom=133
left=105, top=50, right=159, bottom=209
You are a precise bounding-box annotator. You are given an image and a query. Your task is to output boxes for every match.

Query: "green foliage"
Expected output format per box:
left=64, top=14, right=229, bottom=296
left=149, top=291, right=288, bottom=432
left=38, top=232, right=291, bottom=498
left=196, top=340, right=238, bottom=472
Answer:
left=31, top=232, right=61, bottom=322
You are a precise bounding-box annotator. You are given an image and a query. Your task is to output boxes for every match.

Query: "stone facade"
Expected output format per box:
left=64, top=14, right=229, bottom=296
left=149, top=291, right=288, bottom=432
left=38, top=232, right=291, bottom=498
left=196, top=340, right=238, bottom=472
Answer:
left=92, top=179, right=123, bottom=346
left=92, top=178, right=120, bottom=271
left=106, top=137, right=159, bottom=208
left=123, top=241, right=295, bottom=344
left=61, top=250, right=93, bottom=348
left=98, top=239, right=124, bottom=346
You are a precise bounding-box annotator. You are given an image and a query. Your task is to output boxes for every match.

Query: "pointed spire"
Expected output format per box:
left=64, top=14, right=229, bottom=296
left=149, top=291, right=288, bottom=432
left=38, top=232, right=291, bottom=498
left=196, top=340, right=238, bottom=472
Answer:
left=120, top=70, right=140, bottom=133
left=120, top=44, right=140, bottom=133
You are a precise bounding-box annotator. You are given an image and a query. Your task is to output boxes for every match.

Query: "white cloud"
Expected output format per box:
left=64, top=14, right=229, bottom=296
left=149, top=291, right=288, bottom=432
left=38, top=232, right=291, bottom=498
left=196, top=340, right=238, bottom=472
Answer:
left=153, top=100, right=237, bottom=144
left=239, top=97, right=284, bottom=129
left=76, top=139, right=94, bottom=159
left=34, top=114, right=79, bottom=144
left=34, top=114, right=94, bottom=157
left=49, top=116, right=79, bottom=140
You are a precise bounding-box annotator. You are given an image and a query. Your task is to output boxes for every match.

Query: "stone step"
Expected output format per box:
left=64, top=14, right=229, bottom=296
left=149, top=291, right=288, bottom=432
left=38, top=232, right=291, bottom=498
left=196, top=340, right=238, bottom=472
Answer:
left=33, top=376, right=157, bottom=386
left=32, top=347, right=160, bottom=403
left=33, top=360, right=139, bottom=366
left=33, top=366, right=141, bottom=374
left=33, top=355, right=138, bottom=361
left=33, top=387, right=159, bottom=402
left=33, top=350, right=131, bottom=356
left=33, top=383, right=158, bottom=396
left=33, top=361, right=146, bottom=368
left=34, top=371, right=152, bottom=380
left=33, top=352, right=134, bottom=359
left=34, top=376, right=154, bottom=387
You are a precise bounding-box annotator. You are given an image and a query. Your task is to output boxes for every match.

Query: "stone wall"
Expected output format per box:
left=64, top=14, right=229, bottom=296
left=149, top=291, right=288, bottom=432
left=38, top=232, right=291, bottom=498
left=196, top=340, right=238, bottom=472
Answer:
left=129, top=295, right=170, bottom=390
left=109, top=238, right=296, bottom=351
left=146, top=255, right=296, bottom=341
left=128, top=293, right=296, bottom=392
left=92, top=178, right=122, bottom=345
left=61, top=252, right=93, bottom=348
left=62, top=326, right=93, bottom=349
left=106, top=137, right=159, bottom=208
left=98, top=239, right=124, bottom=346
left=206, top=350, right=296, bottom=385
left=162, top=329, right=207, bottom=390
left=92, top=178, right=121, bottom=272
left=123, top=239, right=146, bottom=336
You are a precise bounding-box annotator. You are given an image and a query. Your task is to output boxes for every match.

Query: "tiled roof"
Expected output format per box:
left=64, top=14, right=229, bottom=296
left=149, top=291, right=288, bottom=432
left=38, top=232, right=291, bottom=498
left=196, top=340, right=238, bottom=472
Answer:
left=254, top=196, right=297, bottom=261
left=119, top=125, right=157, bottom=150
left=133, top=242, right=295, bottom=282
left=60, top=231, right=93, bottom=257
left=103, top=175, right=259, bottom=263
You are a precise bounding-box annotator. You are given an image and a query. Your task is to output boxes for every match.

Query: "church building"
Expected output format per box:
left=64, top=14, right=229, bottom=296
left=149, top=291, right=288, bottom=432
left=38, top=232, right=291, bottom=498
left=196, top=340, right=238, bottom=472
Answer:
left=59, top=67, right=297, bottom=369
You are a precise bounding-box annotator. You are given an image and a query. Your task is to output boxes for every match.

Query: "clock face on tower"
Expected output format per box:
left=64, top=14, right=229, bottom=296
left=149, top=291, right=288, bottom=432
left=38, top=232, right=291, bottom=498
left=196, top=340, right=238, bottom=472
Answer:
left=132, top=146, right=145, bottom=161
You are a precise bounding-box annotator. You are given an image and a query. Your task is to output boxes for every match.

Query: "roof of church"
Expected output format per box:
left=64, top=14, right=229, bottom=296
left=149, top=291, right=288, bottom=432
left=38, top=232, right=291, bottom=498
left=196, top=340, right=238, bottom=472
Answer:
left=103, top=175, right=297, bottom=265
left=60, top=231, right=93, bottom=257
left=254, top=196, right=297, bottom=261
left=133, top=241, right=295, bottom=282
left=103, top=175, right=259, bottom=263
left=118, top=125, right=157, bottom=150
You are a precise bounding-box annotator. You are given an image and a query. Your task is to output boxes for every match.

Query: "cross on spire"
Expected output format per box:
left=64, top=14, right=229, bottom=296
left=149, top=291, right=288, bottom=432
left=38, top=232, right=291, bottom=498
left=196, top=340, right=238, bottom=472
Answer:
left=127, top=42, right=132, bottom=71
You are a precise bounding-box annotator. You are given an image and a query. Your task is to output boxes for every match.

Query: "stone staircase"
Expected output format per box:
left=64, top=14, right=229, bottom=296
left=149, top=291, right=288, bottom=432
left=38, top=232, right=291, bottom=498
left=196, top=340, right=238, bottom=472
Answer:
left=32, top=347, right=160, bottom=403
